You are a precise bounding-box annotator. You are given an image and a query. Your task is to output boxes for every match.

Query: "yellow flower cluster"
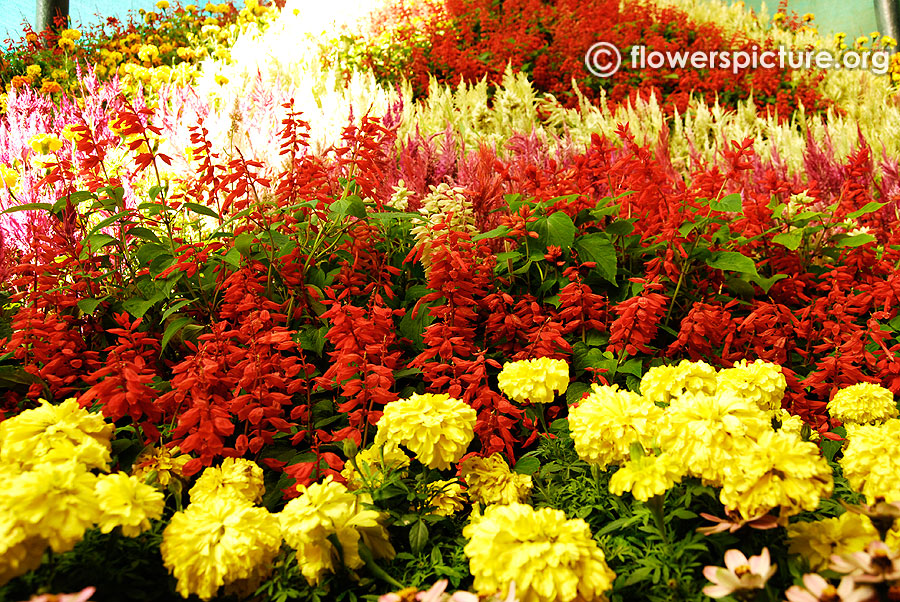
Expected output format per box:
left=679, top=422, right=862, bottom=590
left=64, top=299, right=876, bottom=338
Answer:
left=0, top=400, right=163, bottom=585
left=497, top=357, right=569, bottom=404
left=162, top=459, right=280, bottom=600
left=0, top=164, right=17, bottom=189
left=341, top=441, right=410, bottom=489
left=279, top=476, right=394, bottom=584
left=571, top=360, right=833, bottom=520
left=427, top=479, right=467, bottom=516
left=460, top=453, right=532, bottom=505
left=828, top=382, right=898, bottom=425
left=28, top=133, right=62, bottom=155
left=373, top=393, right=476, bottom=469
left=463, top=503, right=615, bottom=602
left=131, top=445, right=190, bottom=486
left=787, top=512, right=877, bottom=570
left=841, top=419, right=900, bottom=502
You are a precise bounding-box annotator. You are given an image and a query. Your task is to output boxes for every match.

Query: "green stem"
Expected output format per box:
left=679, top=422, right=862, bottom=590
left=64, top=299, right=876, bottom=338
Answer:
left=646, top=493, right=669, bottom=546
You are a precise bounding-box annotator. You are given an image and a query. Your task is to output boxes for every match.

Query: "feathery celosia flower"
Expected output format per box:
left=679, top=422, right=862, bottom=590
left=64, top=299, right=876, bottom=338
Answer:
left=716, top=359, right=787, bottom=414
left=639, top=359, right=718, bottom=405
left=703, top=548, right=776, bottom=598
left=497, top=357, right=569, bottom=405
left=2, top=461, right=100, bottom=553
left=608, top=453, right=684, bottom=501
left=718, top=430, right=833, bottom=520
left=463, top=503, right=615, bottom=602
left=341, top=441, right=410, bottom=490
left=94, top=473, right=165, bottom=537
left=787, top=512, right=877, bottom=571
left=373, top=393, right=476, bottom=470
left=828, top=383, right=898, bottom=425
left=161, top=496, right=281, bottom=601
left=459, top=453, right=532, bottom=505
left=785, top=574, right=874, bottom=602
left=131, top=445, right=190, bottom=487
left=426, top=479, right=467, bottom=516
left=840, top=419, right=900, bottom=503
left=188, top=457, right=265, bottom=505
left=568, top=383, right=663, bottom=469
left=0, top=398, right=113, bottom=471
left=279, top=477, right=394, bottom=585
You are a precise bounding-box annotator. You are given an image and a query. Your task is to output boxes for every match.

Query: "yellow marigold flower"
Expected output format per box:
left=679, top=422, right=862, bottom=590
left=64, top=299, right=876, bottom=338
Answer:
left=802, top=12, right=815, bottom=21
left=161, top=496, right=281, bottom=601
left=460, top=453, right=532, bottom=505
left=719, top=430, right=833, bottom=520
left=427, top=479, right=467, bottom=516
left=0, top=508, right=46, bottom=587
left=772, top=12, right=785, bottom=22
left=132, top=445, right=190, bottom=486
left=50, top=68, right=67, bottom=80
left=497, top=357, right=569, bottom=404
left=828, top=383, right=897, bottom=425
left=856, top=36, right=870, bottom=47
left=57, top=38, right=76, bottom=52
left=463, top=503, right=615, bottom=602
left=40, top=80, right=62, bottom=95
left=189, top=458, right=265, bottom=505
left=608, top=453, right=684, bottom=501
left=639, top=359, right=717, bottom=405
left=137, top=44, right=160, bottom=63
left=882, top=35, right=897, bottom=47
left=787, top=512, right=876, bottom=571
left=214, top=74, right=229, bottom=85
left=279, top=477, right=394, bottom=585
left=0, top=164, right=18, bottom=189
left=656, top=390, right=770, bottom=486
left=841, top=420, right=900, bottom=502
left=28, top=133, right=63, bottom=155
left=176, top=47, right=196, bottom=61
left=341, top=442, right=409, bottom=489
left=185, top=4, right=198, bottom=11
left=2, top=461, right=100, bottom=553
left=25, top=65, right=41, bottom=78
left=156, top=0, right=170, bottom=8
left=95, top=472, right=165, bottom=537
left=60, top=28, right=81, bottom=40
left=203, top=16, right=219, bottom=26
left=0, top=398, right=113, bottom=471
left=374, top=393, right=476, bottom=470
left=568, top=383, right=662, bottom=468
left=716, top=359, right=786, bottom=414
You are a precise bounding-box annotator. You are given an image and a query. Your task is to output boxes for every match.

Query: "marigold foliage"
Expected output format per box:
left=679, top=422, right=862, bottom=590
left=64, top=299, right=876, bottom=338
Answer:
left=161, top=496, right=281, bottom=601
left=497, top=357, right=569, bottom=405
left=463, top=503, right=615, bottom=602
left=373, top=393, right=476, bottom=470
left=459, top=453, right=532, bottom=505
left=828, top=382, right=898, bottom=425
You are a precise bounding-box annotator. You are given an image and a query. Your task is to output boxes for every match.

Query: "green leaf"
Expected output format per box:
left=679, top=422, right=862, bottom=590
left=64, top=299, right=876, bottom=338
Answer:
left=126, top=226, right=161, bottom=243
left=772, top=230, right=803, bottom=250
left=750, top=273, right=788, bottom=294
left=573, top=233, right=617, bottom=284
left=329, top=195, right=367, bottom=219
left=473, top=225, right=511, bottom=241
left=847, top=201, right=887, bottom=219
left=122, top=296, right=158, bottom=319
left=0, top=202, right=53, bottom=215
left=514, top=456, right=541, bottom=475
left=161, top=299, right=196, bottom=322
left=234, top=232, right=255, bottom=257
left=299, top=325, right=327, bottom=356
left=86, top=211, right=131, bottom=237
left=83, top=233, right=117, bottom=252
left=835, top=233, right=877, bottom=248
left=532, top=211, right=576, bottom=250
left=161, top=317, right=196, bottom=353
left=565, top=382, right=591, bottom=405
left=0, top=366, right=44, bottom=387
left=183, top=202, right=221, bottom=220
left=77, top=298, right=104, bottom=315
left=409, top=520, right=428, bottom=555
left=705, top=251, right=759, bottom=277
left=606, top=219, right=635, bottom=236
left=710, top=193, right=743, bottom=213
left=52, top=190, right=96, bottom=213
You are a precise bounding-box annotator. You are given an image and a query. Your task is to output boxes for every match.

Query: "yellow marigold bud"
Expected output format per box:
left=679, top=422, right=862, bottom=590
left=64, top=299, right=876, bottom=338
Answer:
left=463, top=503, right=616, bottom=602
left=131, top=445, right=190, bottom=487
left=497, top=357, right=569, bottom=404
left=341, top=442, right=409, bottom=489
left=460, top=453, right=532, bottom=505
left=374, top=393, right=476, bottom=470
left=828, top=382, right=897, bottom=425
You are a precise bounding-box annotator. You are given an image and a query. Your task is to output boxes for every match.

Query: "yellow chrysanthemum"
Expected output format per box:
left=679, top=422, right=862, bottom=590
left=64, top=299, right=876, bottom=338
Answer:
left=137, top=44, right=160, bottom=63
left=2, top=461, right=100, bottom=553
left=161, top=496, right=281, bottom=601
left=0, top=508, right=46, bottom=587
left=463, top=503, right=615, bottom=602
left=460, top=453, right=532, bottom=505
left=132, top=445, right=190, bottom=486
left=497, top=357, right=569, bottom=404
left=28, top=133, right=62, bottom=154
left=427, top=479, right=467, bottom=516
left=719, top=430, right=833, bottom=520
left=656, top=390, right=770, bottom=486
left=716, top=359, right=787, bottom=414
left=95, top=473, right=165, bottom=537
left=189, top=457, right=265, bottom=505
left=639, top=359, right=717, bottom=405
left=341, top=441, right=409, bottom=489
left=828, top=383, right=898, bottom=425
left=608, top=453, right=684, bottom=502
left=568, top=384, right=663, bottom=469
left=279, top=477, right=394, bottom=585
left=787, top=512, right=877, bottom=571
left=841, top=420, right=900, bottom=503
left=373, top=393, right=476, bottom=470
left=0, top=398, right=112, bottom=471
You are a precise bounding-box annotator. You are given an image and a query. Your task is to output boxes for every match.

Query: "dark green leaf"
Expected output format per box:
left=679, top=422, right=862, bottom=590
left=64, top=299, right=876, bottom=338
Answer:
left=161, top=317, right=196, bottom=353
left=0, top=202, right=53, bottom=215
left=835, top=233, right=877, bottom=248
left=705, top=251, right=759, bottom=277
left=772, top=231, right=802, bottom=250
left=710, top=192, right=743, bottom=213
left=183, top=202, right=221, bottom=220
left=514, top=456, right=540, bottom=475
left=573, top=233, right=617, bottom=284
left=77, top=298, right=104, bottom=315
left=532, top=211, right=576, bottom=250
left=409, top=520, right=428, bottom=555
